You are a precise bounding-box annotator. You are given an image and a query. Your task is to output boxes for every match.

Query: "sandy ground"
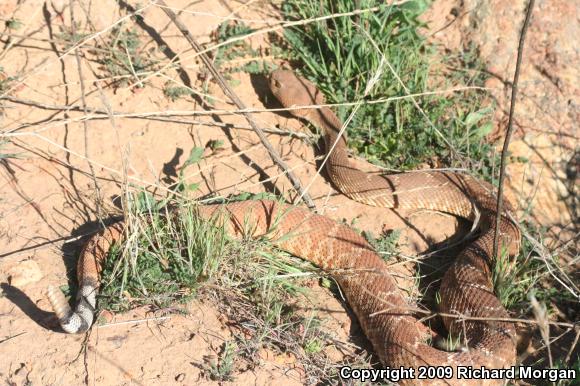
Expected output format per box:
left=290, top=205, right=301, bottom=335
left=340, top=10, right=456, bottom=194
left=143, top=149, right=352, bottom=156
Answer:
left=0, top=1, right=577, bottom=385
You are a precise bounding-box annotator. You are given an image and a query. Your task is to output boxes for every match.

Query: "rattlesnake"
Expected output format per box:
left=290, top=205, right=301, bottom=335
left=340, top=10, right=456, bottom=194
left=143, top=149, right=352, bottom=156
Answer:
left=47, top=69, right=521, bottom=385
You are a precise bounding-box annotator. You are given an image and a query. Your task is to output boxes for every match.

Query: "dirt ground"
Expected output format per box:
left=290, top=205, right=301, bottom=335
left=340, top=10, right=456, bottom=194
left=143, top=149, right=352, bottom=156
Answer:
left=0, top=1, right=577, bottom=385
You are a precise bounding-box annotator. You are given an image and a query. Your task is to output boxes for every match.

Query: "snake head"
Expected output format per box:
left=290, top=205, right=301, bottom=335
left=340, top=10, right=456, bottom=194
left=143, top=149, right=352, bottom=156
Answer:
left=269, top=69, right=326, bottom=120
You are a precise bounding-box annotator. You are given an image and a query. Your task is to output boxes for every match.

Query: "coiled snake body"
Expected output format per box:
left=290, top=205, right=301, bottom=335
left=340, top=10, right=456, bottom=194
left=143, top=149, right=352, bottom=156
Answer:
left=48, top=70, right=521, bottom=385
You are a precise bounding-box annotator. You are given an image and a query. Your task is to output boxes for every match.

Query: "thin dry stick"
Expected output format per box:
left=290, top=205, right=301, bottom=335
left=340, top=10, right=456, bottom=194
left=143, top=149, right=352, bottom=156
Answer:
left=155, top=0, right=316, bottom=209
left=98, top=315, right=171, bottom=328
left=493, top=0, right=535, bottom=260
left=0, top=332, right=27, bottom=345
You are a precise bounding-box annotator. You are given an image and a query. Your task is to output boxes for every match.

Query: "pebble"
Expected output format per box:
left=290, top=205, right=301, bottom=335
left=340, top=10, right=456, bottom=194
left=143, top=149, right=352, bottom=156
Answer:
left=175, top=373, right=185, bottom=382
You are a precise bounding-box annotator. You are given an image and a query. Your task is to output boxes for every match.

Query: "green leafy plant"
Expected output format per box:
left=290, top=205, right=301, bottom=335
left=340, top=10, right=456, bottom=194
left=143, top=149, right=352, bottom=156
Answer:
left=365, top=229, right=401, bottom=262
left=163, top=84, right=194, bottom=101
left=5, top=18, right=23, bottom=30
left=207, top=341, right=237, bottom=381
left=493, top=220, right=576, bottom=311
left=0, top=67, right=15, bottom=94
left=214, top=21, right=270, bottom=76
left=97, top=26, right=156, bottom=87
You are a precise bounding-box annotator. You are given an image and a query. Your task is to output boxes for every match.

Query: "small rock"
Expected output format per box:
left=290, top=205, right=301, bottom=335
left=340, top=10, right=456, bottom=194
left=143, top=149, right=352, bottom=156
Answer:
left=8, top=259, right=43, bottom=287
left=175, top=373, right=185, bottom=382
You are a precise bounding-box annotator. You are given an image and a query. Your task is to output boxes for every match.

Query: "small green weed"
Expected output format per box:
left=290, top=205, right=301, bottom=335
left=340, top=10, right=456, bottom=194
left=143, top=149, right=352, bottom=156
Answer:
left=97, top=26, right=156, bottom=88
left=213, top=21, right=271, bottom=77
left=5, top=18, right=23, bottom=30
left=99, top=203, right=221, bottom=311
left=163, top=83, right=194, bottom=101
left=303, top=337, right=323, bottom=354
left=493, top=220, right=576, bottom=312
left=365, top=229, right=401, bottom=262
left=172, top=146, right=204, bottom=193
left=207, top=341, right=237, bottom=382
left=0, top=67, right=15, bottom=94
left=55, top=28, right=90, bottom=49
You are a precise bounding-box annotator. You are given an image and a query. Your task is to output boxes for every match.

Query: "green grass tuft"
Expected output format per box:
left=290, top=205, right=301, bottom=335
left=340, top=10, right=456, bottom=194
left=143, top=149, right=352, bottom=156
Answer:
left=206, top=341, right=237, bottom=381
left=163, top=83, right=194, bottom=101
left=493, top=220, right=577, bottom=312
